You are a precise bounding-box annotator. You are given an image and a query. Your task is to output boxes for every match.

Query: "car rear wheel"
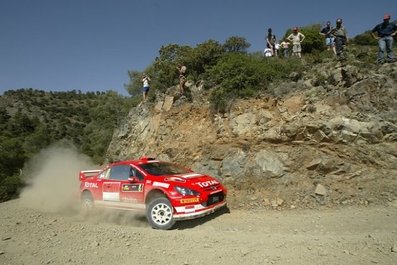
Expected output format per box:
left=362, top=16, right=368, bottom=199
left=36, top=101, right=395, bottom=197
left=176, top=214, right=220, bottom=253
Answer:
left=81, top=192, right=94, bottom=213
left=146, top=197, right=175, bottom=230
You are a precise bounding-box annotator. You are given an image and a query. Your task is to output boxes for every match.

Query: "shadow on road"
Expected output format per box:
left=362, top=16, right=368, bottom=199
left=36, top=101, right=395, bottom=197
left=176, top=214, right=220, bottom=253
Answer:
left=79, top=206, right=231, bottom=230
left=172, top=206, right=231, bottom=230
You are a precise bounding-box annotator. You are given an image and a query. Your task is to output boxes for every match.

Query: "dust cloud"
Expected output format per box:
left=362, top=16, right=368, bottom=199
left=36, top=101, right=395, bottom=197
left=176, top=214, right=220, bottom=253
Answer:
left=19, top=145, right=147, bottom=227
left=19, top=145, right=98, bottom=213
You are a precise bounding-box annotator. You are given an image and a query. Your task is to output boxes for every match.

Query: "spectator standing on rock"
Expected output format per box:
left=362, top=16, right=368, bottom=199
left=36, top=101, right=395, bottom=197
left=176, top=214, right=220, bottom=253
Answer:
left=177, top=64, right=187, bottom=95
left=371, top=14, right=397, bottom=64
left=287, top=27, right=305, bottom=58
left=280, top=39, right=290, bottom=58
left=329, top=18, right=348, bottom=60
left=142, top=73, right=151, bottom=102
left=320, top=21, right=336, bottom=55
left=266, top=28, right=277, bottom=56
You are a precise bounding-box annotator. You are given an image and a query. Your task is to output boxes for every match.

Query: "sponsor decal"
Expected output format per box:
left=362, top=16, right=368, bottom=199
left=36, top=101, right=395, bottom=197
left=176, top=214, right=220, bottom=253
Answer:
left=103, top=192, right=120, bottom=201
left=122, top=184, right=143, bottom=192
left=180, top=198, right=200, bottom=204
left=196, top=180, right=219, bottom=188
left=175, top=204, right=205, bottom=214
left=184, top=206, right=195, bottom=213
left=153, top=182, right=170, bottom=188
left=84, top=182, right=99, bottom=189
left=120, top=197, right=138, bottom=203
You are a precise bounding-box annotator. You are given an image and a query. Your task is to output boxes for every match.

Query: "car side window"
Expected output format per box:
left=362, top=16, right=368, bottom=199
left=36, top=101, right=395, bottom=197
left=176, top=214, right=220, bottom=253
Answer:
left=98, top=168, right=110, bottom=179
left=109, top=165, right=131, bottom=181
left=135, top=170, right=144, bottom=180
left=130, top=166, right=144, bottom=181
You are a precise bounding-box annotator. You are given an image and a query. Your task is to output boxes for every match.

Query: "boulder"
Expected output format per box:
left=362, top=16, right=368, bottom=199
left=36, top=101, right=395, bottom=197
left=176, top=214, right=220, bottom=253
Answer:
left=163, top=96, right=174, bottom=111
left=314, top=184, right=327, bottom=196
left=246, top=150, right=287, bottom=178
left=230, top=112, right=257, bottom=136
left=221, top=149, right=248, bottom=178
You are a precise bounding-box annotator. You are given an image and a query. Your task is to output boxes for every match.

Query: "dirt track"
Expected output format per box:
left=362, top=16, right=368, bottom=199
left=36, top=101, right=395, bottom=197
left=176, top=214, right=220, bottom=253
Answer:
left=1, top=199, right=396, bottom=265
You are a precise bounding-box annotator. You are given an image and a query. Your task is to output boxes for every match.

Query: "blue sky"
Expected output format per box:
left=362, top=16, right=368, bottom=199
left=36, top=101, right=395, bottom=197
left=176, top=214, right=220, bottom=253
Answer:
left=1, top=0, right=395, bottom=96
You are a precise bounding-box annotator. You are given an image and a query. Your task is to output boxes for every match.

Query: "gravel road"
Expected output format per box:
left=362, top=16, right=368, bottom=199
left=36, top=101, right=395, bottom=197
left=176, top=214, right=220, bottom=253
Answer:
left=1, top=199, right=396, bottom=265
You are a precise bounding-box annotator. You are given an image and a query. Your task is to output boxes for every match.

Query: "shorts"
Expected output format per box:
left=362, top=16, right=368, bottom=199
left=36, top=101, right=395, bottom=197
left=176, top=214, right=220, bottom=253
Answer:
left=325, top=37, right=335, bottom=46
left=293, top=44, right=301, bottom=53
left=143, top=86, right=150, bottom=93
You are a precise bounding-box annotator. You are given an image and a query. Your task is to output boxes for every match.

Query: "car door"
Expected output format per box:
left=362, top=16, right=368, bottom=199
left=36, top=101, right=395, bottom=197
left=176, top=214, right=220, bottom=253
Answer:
left=102, top=165, right=125, bottom=202
left=119, top=165, right=145, bottom=205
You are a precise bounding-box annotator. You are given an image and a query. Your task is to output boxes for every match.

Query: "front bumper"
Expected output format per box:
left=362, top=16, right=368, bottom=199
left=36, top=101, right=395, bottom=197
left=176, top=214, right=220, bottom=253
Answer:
left=172, top=201, right=227, bottom=221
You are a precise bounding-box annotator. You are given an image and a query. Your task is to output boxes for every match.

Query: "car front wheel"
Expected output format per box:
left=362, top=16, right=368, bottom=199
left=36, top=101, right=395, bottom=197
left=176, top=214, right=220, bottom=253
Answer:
left=146, top=197, right=175, bottom=230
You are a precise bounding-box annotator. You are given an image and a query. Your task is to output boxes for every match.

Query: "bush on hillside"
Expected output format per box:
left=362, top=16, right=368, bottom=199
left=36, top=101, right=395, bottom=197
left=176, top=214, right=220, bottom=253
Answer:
left=208, top=53, right=302, bottom=112
left=352, top=30, right=377, bottom=46
left=223, top=36, right=251, bottom=53
left=184, top=40, right=225, bottom=81
left=126, top=37, right=249, bottom=96
left=0, top=89, right=135, bottom=202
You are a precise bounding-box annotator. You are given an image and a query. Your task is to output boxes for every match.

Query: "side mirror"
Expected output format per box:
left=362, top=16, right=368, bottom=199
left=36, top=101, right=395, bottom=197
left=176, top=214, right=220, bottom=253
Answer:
left=128, top=177, right=139, bottom=183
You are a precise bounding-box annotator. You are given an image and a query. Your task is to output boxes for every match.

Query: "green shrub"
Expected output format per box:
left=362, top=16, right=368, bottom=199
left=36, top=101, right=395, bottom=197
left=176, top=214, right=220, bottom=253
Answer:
left=223, top=36, right=251, bottom=53
left=352, top=30, right=377, bottom=46
left=0, top=175, right=23, bottom=201
left=207, top=53, right=302, bottom=112
left=0, top=89, right=134, bottom=202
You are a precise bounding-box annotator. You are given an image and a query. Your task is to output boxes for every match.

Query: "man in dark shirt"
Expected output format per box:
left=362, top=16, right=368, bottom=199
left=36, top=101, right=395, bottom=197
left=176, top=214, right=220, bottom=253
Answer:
left=320, top=21, right=336, bottom=55
left=371, top=14, right=397, bottom=64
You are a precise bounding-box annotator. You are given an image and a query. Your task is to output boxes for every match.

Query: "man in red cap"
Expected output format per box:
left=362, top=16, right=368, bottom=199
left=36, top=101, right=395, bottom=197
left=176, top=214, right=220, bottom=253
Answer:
left=371, top=14, right=397, bottom=64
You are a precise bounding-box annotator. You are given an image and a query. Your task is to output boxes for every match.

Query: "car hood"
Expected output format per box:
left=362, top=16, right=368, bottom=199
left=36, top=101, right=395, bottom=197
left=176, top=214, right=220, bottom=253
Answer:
left=164, top=173, right=221, bottom=190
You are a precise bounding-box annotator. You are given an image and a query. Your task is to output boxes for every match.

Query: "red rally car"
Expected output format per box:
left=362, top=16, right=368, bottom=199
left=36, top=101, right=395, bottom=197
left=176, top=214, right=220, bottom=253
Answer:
left=79, top=157, right=227, bottom=230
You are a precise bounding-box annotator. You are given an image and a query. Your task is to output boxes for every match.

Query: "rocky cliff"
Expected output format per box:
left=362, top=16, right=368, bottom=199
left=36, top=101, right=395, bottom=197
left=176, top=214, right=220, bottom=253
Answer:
left=107, top=60, right=397, bottom=209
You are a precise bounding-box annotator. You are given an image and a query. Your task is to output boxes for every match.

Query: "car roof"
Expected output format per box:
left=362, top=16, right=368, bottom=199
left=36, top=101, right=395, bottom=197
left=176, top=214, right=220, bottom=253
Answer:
left=110, top=157, right=160, bottom=167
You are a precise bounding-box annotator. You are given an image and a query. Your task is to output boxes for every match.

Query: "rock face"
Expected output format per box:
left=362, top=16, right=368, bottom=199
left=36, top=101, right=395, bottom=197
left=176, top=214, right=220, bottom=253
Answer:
left=107, top=61, right=397, bottom=208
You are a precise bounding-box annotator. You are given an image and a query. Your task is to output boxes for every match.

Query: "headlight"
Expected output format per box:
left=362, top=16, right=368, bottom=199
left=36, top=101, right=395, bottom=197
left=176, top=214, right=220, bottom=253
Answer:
left=174, top=186, right=199, bottom=196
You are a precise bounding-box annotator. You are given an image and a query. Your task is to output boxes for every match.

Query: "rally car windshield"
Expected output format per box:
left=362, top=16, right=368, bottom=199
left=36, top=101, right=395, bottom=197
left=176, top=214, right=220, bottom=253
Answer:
left=139, top=162, right=191, bottom=176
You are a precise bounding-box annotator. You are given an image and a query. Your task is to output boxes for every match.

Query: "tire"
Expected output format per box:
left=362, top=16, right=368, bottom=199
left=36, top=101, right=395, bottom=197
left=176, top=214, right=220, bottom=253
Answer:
left=146, top=197, right=176, bottom=230
left=81, top=191, right=94, bottom=213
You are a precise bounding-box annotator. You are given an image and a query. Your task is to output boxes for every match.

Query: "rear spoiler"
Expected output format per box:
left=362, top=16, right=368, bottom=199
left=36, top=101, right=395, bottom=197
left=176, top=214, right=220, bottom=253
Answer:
left=79, top=169, right=101, bottom=179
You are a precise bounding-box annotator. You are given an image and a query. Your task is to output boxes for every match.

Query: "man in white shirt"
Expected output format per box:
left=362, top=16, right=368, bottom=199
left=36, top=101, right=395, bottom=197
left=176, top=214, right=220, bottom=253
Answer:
left=287, top=27, right=305, bottom=58
left=142, top=73, right=151, bottom=101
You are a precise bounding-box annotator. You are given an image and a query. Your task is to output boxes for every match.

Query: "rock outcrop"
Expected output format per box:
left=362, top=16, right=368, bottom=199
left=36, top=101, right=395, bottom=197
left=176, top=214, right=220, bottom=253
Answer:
left=107, top=61, right=397, bottom=209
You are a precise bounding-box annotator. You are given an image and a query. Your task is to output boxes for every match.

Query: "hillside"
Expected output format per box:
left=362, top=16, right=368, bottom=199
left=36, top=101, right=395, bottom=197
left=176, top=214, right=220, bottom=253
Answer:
left=0, top=89, right=135, bottom=201
left=107, top=59, right=397, bottom=209
left=1, top=50, right=397, bottom=265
